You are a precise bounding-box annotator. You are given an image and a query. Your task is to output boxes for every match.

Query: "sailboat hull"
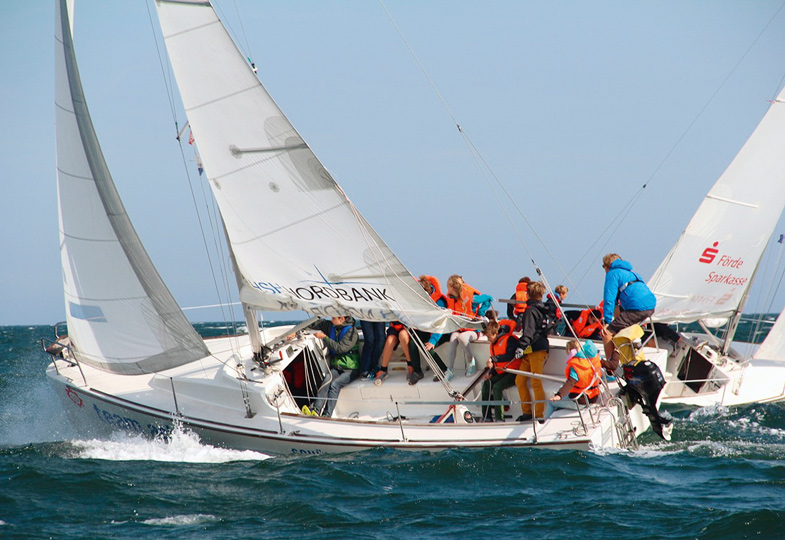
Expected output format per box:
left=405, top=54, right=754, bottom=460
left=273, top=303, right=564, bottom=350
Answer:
left=45, top=333, right=660, bottom=455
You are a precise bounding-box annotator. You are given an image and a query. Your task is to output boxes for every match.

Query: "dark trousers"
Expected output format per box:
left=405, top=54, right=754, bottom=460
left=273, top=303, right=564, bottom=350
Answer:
left=407, top=330, right=447, bottom=374
left=481, top=372, right=517, bottom=421
left=359, top=320, right=385, bottom=374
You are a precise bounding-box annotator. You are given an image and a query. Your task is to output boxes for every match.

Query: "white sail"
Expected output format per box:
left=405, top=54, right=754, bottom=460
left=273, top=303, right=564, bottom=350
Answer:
left=754, top=310, right=785, bottom=361
left=649, top=88, right=785, bottom=324
left=154, top=0, right=471, bottom=332
left=55, top=0, right=208, bottom=374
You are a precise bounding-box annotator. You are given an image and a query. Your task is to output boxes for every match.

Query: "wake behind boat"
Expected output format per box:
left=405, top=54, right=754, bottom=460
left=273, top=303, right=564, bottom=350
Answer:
left=45, top=0, right=671, bottom=455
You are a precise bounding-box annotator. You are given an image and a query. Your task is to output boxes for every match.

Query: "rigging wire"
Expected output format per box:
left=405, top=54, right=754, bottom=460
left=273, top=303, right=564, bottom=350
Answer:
left=145, top=2, right=242, bottom=361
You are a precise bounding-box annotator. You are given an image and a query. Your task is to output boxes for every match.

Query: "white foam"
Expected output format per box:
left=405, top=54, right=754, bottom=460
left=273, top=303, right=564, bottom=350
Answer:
left=687, top=402, right=729, bottom=421
left=142, top=514, right=218, bottom=526
left=71, top=425, right=270, bottom=463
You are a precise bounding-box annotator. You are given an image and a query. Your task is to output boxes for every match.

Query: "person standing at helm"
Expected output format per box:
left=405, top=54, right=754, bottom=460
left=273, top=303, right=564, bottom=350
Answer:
left=599, top=253, right=656, bottom=360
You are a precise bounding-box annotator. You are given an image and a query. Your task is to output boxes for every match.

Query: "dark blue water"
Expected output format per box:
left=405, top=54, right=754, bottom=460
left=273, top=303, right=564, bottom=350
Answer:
left=1, top=322, right=784, bottom=539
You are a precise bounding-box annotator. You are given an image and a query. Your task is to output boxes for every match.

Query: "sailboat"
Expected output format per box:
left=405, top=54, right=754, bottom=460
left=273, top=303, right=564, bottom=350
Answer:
left=647, top=82, right=785, bottom=407
left=46, top=0, right=669, bottom=454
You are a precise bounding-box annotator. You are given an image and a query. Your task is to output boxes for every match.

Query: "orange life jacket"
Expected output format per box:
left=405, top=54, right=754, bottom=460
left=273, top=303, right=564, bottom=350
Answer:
left=390, top=321, right=405, bottom=333
left=424, top=275, right=448, bottom=305
left=461, top=283, right=482, bottom=316
left=513, top=282, right=529, bottom=315
left=565, top=356, right=600, bottom=400
left=492, top=319, right=520, bottom=374
left=573, top=308, right=602, bottom=338
left=445, top=293, right=473, bottom=317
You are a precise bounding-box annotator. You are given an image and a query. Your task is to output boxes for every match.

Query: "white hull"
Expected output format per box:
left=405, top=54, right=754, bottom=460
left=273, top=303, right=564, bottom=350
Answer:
left=45, top=330, right=663, bottom=455
left=658, top=334, right=785, bottom=408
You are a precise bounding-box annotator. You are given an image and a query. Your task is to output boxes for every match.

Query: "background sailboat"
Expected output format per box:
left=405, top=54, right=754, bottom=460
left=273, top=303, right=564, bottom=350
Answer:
left=647, top=86, right=785, bottom=406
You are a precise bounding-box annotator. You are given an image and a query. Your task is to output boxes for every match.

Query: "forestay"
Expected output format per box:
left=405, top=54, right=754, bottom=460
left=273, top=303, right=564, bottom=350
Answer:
left=155, top=0, right=473, bottom=333
left=55, top=0, right=209, bottom=375
left=648, top=88, right=785, bottom=324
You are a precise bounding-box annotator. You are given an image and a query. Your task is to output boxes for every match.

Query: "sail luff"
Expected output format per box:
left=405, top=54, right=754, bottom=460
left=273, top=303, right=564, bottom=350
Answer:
left=55, top=0, right=208, bottom=374
left=154, top=0, right=477, bottom=333
left=649, top=89, right=785, bottom=325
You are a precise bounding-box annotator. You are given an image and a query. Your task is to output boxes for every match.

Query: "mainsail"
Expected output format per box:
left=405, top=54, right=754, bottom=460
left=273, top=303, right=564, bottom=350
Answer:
left=155, top=0, right=470, bottom=332
left=55, top=0, right=209, bottom=374
left=648, top=88, right=785, bottom=324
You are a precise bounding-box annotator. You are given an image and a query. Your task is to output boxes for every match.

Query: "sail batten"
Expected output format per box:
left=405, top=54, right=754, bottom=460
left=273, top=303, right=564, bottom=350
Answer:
left=55, top=0, right=209, bottom=375
left=155, top=0, right=473, bottom=332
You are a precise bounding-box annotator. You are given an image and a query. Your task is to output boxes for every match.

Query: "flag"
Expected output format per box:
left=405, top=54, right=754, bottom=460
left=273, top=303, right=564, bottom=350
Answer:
left=778, top=234, right=784, bottom=244
left=196, top=154, right=203, bottom=176
left=188, top=129, right=194, bottom=145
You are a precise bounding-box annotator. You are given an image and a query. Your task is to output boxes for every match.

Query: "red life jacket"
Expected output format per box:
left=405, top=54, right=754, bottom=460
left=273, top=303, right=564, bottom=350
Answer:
left=513, top=282, right=528, bottom=315
left=390, top=321, right=405, bottom=332
left=565, top=356, right=600, bottom=400
left=492, top=319, right=520, bottom=374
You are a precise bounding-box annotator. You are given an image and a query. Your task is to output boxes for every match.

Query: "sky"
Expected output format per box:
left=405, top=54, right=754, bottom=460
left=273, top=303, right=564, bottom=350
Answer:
left=3, top=1, right=785, bottom=326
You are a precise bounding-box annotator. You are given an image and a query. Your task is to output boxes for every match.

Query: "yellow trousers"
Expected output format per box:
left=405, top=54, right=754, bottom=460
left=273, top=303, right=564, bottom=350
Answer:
left=515, top=350, right=548, bottom=417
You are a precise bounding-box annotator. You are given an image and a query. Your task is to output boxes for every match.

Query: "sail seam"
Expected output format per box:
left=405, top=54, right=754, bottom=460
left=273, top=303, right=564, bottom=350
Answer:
left=185, top=83, right=258, bottom=113
left=161, top=18, right=219, bottom=41
left=231, top=202, right=347, bottom=245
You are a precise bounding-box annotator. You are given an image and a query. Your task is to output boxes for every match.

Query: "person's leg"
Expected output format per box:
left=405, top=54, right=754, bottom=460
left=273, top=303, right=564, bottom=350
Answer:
left=481, top=379, right=492, bottom=421
left=371, top=322, right=385, bottom=369
left=324, top=369, right=354, bottom=417
left=379, top=335, right=399, bottom=369
left=457, top=331, right=478, bottom=374
left=445, top=332, right=460, bottom=370
left=528, top=350, right=548, bottom=418
left=359, top=320, right=376, bottom=375
left=515, top=354, right=532, bottom=416
left=399, top=329, right=412, bottom=363
left=492, top=373, right=517, bottom=421
left=313, top=368, right=335, bottom=414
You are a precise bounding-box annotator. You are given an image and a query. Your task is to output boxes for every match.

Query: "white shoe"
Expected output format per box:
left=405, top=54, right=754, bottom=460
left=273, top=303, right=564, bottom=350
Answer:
left=466, top=359, right=476, bottom=376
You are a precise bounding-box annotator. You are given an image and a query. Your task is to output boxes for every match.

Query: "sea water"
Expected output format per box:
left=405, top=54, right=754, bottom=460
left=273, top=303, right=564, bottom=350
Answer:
left=1, top=323, right=784, bottom=539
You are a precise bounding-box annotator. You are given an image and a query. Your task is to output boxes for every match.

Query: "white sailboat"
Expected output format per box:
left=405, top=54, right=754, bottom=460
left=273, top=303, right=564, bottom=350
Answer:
left=46, top=0, right=669, bottom=454
left=647, top=82, right=785, bottom=407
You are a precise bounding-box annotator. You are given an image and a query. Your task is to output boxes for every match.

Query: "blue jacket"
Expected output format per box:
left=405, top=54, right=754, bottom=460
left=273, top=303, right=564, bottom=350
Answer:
left=602, top=260, right=656, bottom=324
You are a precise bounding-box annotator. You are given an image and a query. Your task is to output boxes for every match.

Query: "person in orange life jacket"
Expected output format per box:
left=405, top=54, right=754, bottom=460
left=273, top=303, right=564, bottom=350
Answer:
left=373, top=320, right=413, bottom=385
left=442, top=275, right=490, bottom=380
left=571, top=308, right=603, bottom=340
left=513, top=281, right=551, bottom=420
left=406, top=275, right=449, bottom=385
left=480, top=319, right=521, bottom=422
left=545, top=339, right=602, bottom=419
left=506, top=276, right=531, bottom=322
left=304, top=315, right=359, bottom=417
left=543, top=285, right=568, bottom=335
left=600, top=253, right=656, bottom=361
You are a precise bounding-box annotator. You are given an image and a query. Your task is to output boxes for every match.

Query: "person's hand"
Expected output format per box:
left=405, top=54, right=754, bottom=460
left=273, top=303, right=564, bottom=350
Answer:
left=486, top=358, right=494, bottom=369
left=424, top=342, right=434, bottom=351
left=482, top=372, right=493, bottom=380
left=550, top=394, right=562, bottom=402
left=313, top=331, right=327, bottom=339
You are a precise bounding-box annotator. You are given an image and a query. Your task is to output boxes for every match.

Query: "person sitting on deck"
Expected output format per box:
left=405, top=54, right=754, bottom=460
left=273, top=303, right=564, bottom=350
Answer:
left=481, top=319, right=521, bottom=422
left=406, top=275, right=449, bottom=385
left=543, top=285, right=568, bottom=335
left=373, top=321, right=413, bottom=385
left=301, top=315, right=359, bottom=417
left=442, top=275, right=492, bottom=379
left=545, top=339, right=602, bottom=420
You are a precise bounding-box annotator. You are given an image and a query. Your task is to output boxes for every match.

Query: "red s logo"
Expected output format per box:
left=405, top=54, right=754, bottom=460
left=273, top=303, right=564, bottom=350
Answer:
left=699, top=242, right=719, bottom=264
